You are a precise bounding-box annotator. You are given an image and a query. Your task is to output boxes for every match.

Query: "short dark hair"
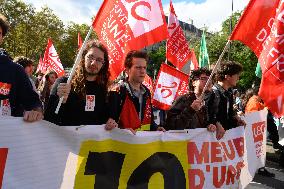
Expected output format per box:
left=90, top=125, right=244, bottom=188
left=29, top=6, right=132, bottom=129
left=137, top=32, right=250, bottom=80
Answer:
left=124, top=50, right=148, bottom=69
left=190, top=67, right=211, bottom=82
left=14, top=56, right=34, bottom=68
left=0, top=14, right=10, bottom=37
left=189, top=67, right=212, bottom=91
left=215, top=61, right=243, bottom=81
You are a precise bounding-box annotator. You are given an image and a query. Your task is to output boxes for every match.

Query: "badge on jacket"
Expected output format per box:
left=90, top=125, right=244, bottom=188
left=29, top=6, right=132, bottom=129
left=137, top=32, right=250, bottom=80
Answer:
left=85, top=95, right=95, bottom=111
left=0, top=99, right=11, bottom=116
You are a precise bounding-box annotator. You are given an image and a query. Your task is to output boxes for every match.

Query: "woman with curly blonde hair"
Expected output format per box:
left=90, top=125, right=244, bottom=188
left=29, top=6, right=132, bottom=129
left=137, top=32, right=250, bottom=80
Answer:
left=44, top=39, right=110, bottom=126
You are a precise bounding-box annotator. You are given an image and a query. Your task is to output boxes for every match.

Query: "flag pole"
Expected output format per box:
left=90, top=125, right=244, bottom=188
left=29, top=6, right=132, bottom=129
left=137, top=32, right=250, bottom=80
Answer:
left=55, top=25, right=93, bottom=114
left=228, top=0, right=234, bottom=60
left=200, top=40, right=231, bottom=99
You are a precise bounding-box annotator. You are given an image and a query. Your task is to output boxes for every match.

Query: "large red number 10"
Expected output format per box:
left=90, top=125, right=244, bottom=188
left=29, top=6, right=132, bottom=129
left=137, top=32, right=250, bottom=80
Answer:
left=84, top=151, right=186, bottom=189
left=0, top=148, right=8, bottom=189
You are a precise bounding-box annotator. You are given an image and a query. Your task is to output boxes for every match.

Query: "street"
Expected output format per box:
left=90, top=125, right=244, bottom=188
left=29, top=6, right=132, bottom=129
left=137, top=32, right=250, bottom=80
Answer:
left=246, top=143, right=284, bottom=189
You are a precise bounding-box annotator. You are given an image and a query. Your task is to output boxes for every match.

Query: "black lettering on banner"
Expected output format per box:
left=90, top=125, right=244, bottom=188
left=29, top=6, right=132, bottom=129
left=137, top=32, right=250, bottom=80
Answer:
left=84, top=151, right=125, bottom=189
left=127, top=152, right=186, bottom=189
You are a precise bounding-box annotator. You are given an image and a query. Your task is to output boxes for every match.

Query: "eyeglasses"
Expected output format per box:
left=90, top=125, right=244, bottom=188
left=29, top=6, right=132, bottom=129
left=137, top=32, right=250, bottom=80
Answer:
left=194, top=76, right=209, bottom=81
left=199, top=76, right=209, bottom=81
left=86, top=55, right=105, bottom=64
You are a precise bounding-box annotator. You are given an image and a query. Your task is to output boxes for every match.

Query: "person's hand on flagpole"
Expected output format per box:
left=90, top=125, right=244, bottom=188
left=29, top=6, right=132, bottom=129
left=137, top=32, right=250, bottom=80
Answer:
left=190, top=98, right=204, bottom=111
left=57, top=83, right=71, bottom=104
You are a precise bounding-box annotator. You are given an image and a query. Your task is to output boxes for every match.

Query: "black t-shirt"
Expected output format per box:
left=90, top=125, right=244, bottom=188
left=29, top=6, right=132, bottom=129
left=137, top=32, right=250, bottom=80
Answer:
left=44, top=77, right=109, bottom=126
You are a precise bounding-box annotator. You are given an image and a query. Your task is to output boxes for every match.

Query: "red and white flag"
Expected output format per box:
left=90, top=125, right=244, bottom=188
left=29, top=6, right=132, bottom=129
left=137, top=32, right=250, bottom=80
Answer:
left=190, top=48, right=199, bottom=71
left=78, top=32, right=83, bottom=50
left=43, top=39, right=65, bottom=77
left=35, top=55, right=48, bottom=74
left=93, top=0, right=168, bottom=80
left=143, top=74, right=154, bottom=95
left=166, top=0, right=191, bottom=70
left=230, top=0, right=284, bottom=117
left=152, top=63, right=189, bottom=110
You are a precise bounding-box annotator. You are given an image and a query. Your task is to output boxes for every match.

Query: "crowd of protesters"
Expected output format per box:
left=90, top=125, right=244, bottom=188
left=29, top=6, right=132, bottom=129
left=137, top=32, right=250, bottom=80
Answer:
left=1, top=13, right=284, bottom=177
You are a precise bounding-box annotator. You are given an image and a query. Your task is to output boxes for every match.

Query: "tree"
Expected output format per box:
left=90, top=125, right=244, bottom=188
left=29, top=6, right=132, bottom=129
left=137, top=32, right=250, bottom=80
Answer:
left=0, top=0, right=35, bottom=57
left=58, top=22, right=96, bottom=68
left=206, top=11, right=259, bottom=90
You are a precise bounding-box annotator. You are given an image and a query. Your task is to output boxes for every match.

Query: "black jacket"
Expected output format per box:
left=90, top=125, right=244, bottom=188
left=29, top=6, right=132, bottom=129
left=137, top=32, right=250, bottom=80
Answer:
left=0, top=48, right=42, bottom=116
left=44, top=77, right=109, bottom=126
left=108, top=81, right=157, bottom=130
left=165, top=92, right=211, bottom=130
left=207, top=83, right=238, bottom=130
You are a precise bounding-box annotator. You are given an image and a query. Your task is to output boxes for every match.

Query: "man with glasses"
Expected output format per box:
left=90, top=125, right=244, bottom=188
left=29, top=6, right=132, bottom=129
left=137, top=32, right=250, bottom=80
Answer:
left=105, top=50, right=165, bottom=134
left=165, top=67, right=221, bottom=137
left=44, top=40, right=110, bottom=126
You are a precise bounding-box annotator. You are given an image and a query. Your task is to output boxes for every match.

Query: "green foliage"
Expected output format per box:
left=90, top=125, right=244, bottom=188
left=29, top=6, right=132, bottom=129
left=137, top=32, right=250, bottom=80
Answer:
left=148, top=44, right=166, bottom=79
left=206, top=11, right=259, bottom=90
left=0, top=0, right=88, bottom=68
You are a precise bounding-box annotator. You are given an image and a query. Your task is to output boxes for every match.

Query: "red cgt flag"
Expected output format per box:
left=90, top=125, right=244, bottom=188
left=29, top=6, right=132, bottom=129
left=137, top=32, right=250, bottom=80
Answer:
left=166, top=1, right=191, bottom=70
left=190, top=48, right=199, bottom=71
left=152, top=63, right=189, bottom=110
left=35, top=55, right=48, bottom=74
left=43, top=38, right=65, bottom=77
left=230, top=0, right=284, bottom=117
left=78, top=32, right=83, bottom=50
left=93, top=0, right=168, bottom=80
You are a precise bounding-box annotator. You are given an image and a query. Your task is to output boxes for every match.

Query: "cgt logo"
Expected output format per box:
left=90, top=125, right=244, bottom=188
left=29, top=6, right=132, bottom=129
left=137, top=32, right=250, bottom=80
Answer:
left=252, top=121, right=265, bottom=143
left=153, top=72, right=181, bottom=105
left=122, top=0, right=164, bottom=37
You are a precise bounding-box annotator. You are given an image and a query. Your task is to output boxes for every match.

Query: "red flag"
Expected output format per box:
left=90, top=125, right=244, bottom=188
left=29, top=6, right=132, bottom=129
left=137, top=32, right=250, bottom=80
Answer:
left=93, top=0, right=168, bottom=80
left=190, top=48, right=199, bottom=71
left=143, top=74, right=153, bottom=95
left=78, top=32, right=83, bottom=50
left=230, top=0, right=284, bottom=117
left=166, top=1, right=191, bottom=70
left=43, top=39, right=65, bottom=77
left=152, top=63, right=189, bottom=110
left=35, top=55, right=48, bottom=74
left=36, top=55, right=42, bottom=74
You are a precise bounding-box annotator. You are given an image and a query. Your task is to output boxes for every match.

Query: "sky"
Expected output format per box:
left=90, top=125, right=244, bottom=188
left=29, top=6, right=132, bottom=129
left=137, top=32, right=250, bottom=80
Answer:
left=22, top=0, right=250, bottom=32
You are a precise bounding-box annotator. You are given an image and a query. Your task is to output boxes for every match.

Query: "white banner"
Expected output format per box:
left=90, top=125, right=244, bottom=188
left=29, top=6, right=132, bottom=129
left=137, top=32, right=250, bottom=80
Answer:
left=0, top=110, right=267, bottom=189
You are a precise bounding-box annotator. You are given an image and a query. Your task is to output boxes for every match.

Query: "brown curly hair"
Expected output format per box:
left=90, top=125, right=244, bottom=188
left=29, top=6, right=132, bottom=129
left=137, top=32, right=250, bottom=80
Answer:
left=71, top=39, right=110, bottom=99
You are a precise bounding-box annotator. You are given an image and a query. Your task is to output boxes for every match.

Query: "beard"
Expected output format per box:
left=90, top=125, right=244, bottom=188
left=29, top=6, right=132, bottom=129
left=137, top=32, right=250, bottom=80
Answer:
left=86, top=71, right=99, bottom=76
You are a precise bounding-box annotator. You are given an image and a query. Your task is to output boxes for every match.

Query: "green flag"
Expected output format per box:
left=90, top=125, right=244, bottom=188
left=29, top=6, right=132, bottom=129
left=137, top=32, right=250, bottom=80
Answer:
left=255, top=62, right=262, bottom=78
left=199, top=30, right=209, bottom=68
